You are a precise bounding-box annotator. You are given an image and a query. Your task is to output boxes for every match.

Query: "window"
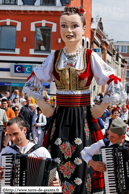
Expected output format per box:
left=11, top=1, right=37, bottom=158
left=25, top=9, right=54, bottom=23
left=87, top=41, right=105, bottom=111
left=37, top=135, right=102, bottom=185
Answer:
left=2, top=0, right=17, bottom=5
left=40, top=0, right=56, bottom=5
left=114, top=45, right=119, bottom=52
left=121, top=46, right=127, bottom=53
left=127, top=58, right=129, bottom=66
left=0, top=26, right=16, bottom=51
left=35, top=27, right=52, bottom=53
left=126, top=71, right=129, bottom=77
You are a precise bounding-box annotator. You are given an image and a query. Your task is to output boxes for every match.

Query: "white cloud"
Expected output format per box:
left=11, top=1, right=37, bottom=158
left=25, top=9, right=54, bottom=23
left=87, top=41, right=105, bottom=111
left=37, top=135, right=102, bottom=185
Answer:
left=92, top=0, right=129, bottom=41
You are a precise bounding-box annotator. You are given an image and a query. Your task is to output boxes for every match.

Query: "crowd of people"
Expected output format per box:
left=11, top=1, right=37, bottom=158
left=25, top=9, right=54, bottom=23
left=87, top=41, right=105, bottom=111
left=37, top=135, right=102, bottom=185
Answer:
left=0, top=6, right=128, bottom=194
left=0, top=89, right=56, bottom=151
left=92, top=93, right=129, bottom=137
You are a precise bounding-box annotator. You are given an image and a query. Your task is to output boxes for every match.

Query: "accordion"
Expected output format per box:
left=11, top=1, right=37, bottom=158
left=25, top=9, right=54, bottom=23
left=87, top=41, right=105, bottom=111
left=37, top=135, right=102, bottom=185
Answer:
left=0, top=154, right=58, bottom=193
left=101, top=146, right=129, bottom=194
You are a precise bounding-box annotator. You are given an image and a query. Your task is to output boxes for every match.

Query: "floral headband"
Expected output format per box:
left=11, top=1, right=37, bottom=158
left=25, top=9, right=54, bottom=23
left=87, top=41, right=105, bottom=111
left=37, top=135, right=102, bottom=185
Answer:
left=76, top=7, right=86, bottom=16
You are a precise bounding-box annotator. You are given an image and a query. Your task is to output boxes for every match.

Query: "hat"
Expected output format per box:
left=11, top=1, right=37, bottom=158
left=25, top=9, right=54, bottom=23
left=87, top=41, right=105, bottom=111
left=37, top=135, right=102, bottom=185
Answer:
left=20, top=99, right=26, bottom=104
left=110, top=118, right=127, bottom=135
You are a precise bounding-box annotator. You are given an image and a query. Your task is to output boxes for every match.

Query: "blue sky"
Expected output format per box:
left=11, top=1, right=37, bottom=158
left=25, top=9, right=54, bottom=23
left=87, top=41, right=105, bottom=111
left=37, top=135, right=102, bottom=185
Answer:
left=92, top=0, right=129, bottom=42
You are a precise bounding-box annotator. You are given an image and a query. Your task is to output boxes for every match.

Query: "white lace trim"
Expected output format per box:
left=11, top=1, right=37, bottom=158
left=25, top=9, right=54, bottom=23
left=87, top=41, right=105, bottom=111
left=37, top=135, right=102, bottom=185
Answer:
left=22, top=87, right=43, bottom=100
left=56, top=89, right=91, bottom=95
left=63, top=46, right=82, bottom=56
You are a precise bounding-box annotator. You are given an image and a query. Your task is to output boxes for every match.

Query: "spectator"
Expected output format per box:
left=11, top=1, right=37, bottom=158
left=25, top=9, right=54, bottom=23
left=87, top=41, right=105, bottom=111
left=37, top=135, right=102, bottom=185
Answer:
left=0, top=108, right=8, bottom=151
left=32, top=107, right=47, bottom=145
left=1, top=98, right=15, bottom=149
left=13, top=97, right=19, bottom=104
left=4, top=91, right=10, bottom=100
left=8, top=99, right=13, bottom=109
left=43, top=95, right=50, bottom=104
left=19, top=91, right=25, bottom=103
left=102, top=105, right=111, bottom=122
left=28, top=103, right=36, bottom=116
left=20, top=99, right=27, bottom=107
left=11, top=89, right=19, bottom=102
left=19, top=103, right=33, bottom=140
left=102, top=107, right=120, bottom=136
left=12, top=105, right=20, bottom=117
left=120, top=104, right=129, bottom=124
left=25, top=97, right=32, bottom=108
left=94, top=96, right=104, bottom=129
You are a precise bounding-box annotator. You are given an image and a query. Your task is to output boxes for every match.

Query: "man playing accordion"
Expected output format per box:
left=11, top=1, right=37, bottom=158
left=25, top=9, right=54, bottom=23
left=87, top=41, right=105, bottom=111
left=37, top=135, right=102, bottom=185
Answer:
left=0, top=117, right=60, bottom=187
left=81, top=118, right=129, bottom=194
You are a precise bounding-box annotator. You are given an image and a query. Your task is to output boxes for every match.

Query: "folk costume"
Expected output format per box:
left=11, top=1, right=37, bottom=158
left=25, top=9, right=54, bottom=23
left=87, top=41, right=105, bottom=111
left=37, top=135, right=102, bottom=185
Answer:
left=23, top=47, right=127, bottom=194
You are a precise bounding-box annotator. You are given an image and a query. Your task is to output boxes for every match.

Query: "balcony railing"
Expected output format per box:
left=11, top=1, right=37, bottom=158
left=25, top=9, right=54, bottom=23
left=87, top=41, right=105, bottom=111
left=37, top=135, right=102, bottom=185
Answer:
left=2, top=0, right=17, bottom=5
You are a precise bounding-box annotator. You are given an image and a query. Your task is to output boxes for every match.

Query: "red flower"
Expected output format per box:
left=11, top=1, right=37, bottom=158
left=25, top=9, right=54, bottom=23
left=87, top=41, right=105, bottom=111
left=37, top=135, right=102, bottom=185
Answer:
left=70, top=145, right=75, bottom=152
left=64, top=170, right=70, bottom=176
left=69, top=64, right=73, bottom=67
left=69, top=184, right=74, bottom=191
left=87, top=183, right=90, bottom=187
left=88, top=179, right=91, bottom=182
left=61, top=144, right=66, bottom=150
left=70, top=163, right=75, bottom=170
left=65, top=150, right=71, bottom=156
left=64, top=190, right=70, bottom=194
left=61, top=183, right=65, bottom=189
left=60, top=165, right=65, bottom=171
left=88, top=188, right=91, bottom=191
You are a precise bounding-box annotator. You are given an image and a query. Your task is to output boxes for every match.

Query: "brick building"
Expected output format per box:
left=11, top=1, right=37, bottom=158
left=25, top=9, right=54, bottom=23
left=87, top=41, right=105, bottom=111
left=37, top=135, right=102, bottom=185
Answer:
left=90, top=18, right=127, bottom=101
left=113, top=41, right=129, bottom=94
left=0, top=0, right=92, bottom=95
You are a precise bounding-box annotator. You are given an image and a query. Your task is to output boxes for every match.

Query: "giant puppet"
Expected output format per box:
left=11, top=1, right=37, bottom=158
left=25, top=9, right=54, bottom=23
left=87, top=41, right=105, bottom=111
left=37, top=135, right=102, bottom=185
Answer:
left=23, top=7, right=127, bottom=194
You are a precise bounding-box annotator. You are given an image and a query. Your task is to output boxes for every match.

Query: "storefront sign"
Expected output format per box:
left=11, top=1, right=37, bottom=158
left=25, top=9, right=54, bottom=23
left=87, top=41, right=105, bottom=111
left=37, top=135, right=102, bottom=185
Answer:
left=10, top=64, right=36, bottom=77
left=0, top=82, right=11, bottom=86
left=11, top=83, right=25, bottom=87
left=91, top=48, right=101, bottom=56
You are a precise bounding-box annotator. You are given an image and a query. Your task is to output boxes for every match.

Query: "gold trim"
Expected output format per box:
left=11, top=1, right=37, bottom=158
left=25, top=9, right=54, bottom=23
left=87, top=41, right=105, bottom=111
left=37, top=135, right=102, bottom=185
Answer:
left=54, top=48, right=90, bottom=91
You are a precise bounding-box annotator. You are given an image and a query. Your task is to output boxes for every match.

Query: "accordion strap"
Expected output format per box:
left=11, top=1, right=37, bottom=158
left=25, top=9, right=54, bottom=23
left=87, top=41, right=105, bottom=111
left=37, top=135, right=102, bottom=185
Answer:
left=9, top=144, right=41, bottom=154
left=103, top=137, right=110, bottom=147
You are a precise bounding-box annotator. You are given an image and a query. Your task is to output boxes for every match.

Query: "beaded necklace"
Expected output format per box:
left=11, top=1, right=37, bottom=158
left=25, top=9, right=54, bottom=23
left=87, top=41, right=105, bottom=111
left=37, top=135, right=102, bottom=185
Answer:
left=63, top=46, right=82, bottom=83
left=63, top=46, right=82, bottom=68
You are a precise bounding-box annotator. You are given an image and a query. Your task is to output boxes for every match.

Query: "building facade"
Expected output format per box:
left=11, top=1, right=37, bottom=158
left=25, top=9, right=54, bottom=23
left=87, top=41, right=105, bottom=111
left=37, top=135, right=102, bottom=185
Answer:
left=90, top=18, right=127, bottom=101
left=113, top=41, right=129, bottom=94
left=0, top=0, right=92, bottom=95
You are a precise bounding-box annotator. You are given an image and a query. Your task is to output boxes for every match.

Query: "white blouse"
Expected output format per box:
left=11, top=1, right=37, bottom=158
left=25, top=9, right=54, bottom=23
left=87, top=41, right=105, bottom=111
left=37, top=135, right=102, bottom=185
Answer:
left=23, top=49, right=127, bottom=105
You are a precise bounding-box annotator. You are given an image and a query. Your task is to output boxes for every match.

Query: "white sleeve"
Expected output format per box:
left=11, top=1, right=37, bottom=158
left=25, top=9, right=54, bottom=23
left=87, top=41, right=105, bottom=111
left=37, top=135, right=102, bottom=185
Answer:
left=22, top=52, right=55, bottom=100
left=80, top=140, right=104, bottom=164
left=91, top=52, right=115, bottom=85
left=34, top=52, right=54, bottom=83
left=91, top=52, right=127, bottom=104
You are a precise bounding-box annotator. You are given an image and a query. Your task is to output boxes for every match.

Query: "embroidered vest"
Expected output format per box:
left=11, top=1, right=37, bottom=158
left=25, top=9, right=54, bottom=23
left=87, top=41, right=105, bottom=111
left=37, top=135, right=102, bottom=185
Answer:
left=53, top=48, right=93, bottom=91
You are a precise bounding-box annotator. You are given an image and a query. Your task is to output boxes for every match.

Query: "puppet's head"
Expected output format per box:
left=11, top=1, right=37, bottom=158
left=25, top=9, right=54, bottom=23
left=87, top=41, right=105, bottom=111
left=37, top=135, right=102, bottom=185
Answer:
left=61, top=7, right=86, bottom=27
left=60, top=7, right=86, bottom=45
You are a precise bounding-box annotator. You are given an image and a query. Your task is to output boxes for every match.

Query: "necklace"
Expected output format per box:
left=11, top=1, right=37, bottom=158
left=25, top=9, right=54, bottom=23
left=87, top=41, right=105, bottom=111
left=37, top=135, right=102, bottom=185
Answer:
left=63, top=46, right=82, bottom=68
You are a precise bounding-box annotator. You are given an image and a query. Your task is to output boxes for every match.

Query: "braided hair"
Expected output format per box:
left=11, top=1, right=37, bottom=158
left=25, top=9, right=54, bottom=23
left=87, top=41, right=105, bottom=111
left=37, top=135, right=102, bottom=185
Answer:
left=61, top=7, right=86, bottom=27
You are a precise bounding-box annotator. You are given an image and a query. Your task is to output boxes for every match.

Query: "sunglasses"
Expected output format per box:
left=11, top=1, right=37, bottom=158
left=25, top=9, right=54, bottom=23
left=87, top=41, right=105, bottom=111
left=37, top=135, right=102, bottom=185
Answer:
left=15, top=109, right=19, bottom=111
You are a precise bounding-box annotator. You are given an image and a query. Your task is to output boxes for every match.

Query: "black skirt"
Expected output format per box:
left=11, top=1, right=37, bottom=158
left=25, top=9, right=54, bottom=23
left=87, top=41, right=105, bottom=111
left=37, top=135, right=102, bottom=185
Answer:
left=46, top=106, right=103, bottom=194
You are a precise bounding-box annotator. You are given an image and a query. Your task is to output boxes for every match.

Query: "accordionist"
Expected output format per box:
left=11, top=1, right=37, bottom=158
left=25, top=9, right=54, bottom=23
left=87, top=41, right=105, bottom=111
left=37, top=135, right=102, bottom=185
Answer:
left=81, top=118, right=129, bottom=194
left=0, top=117, right=60, bottom=187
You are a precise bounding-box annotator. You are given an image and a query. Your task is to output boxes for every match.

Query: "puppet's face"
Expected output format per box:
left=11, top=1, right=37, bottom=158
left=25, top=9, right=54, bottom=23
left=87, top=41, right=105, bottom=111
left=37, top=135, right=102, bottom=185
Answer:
left=60, top=14, right=85, bottom=46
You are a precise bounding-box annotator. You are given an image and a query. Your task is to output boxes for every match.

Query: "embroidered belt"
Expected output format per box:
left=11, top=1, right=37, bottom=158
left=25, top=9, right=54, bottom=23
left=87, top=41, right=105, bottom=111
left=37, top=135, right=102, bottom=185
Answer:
left=56, top=93, right=90, bottom=107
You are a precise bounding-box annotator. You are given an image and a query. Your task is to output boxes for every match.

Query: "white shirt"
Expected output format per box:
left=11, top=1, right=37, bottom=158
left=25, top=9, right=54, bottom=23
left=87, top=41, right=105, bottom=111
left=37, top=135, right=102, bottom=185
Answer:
left=0, top=142, right=59, bottom=178
left=23, top=49, right=127, bottom=105
left=81, top=135, right=129, bottom=164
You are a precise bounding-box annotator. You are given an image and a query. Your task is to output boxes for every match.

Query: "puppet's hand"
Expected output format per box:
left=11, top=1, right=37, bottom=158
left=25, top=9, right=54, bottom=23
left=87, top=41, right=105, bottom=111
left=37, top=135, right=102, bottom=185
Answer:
left=35, top=99, right=54, bottom=118
left=91, top=102, right=110, bottom=119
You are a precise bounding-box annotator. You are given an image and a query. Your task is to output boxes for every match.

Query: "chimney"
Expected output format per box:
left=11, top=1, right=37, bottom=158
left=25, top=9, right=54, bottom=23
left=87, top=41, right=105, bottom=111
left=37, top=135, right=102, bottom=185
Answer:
left=98, top=17, right=103, bottom=31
